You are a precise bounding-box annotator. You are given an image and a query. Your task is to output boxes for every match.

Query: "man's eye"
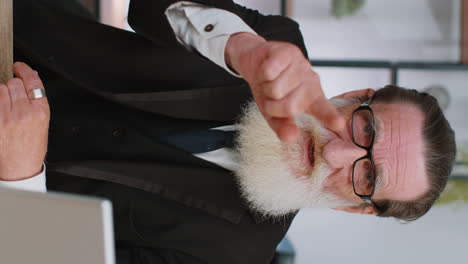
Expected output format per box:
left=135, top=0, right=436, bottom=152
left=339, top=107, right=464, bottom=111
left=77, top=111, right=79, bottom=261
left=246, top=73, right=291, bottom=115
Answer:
left=362, top=122, right=373, bottom=136
left=366, top=172, right=374, bottom=181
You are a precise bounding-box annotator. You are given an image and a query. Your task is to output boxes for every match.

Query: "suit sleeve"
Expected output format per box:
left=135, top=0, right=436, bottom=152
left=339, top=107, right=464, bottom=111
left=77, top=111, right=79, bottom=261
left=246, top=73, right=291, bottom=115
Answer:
left=128, top=0, right=308, bottom=58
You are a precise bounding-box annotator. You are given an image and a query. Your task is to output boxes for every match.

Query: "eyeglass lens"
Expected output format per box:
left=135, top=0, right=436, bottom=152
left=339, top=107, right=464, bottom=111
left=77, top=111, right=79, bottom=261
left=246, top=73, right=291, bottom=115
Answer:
left=353, top=158, right=375, bottom=196
left=352, top=109, right=374, bottom=148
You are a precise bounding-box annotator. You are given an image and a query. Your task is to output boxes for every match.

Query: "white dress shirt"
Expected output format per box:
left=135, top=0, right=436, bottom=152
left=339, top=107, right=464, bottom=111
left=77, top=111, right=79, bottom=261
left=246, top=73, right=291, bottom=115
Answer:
left=165, top=2, right=257, bottom=76
left=0, top=165, right=47, bottom=193
left=0, top=2, right=257, bottom=192
left=193, top=124, right=241, bottom=171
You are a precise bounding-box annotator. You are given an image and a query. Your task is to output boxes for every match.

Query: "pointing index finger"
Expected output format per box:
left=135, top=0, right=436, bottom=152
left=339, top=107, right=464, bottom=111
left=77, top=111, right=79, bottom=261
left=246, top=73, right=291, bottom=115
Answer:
left=306, top=97, right=347, bottom=135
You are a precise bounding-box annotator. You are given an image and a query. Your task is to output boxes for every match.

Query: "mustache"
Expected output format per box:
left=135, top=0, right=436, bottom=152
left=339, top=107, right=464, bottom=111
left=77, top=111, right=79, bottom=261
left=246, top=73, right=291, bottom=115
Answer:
left=294, top=113, right=330, bottom=167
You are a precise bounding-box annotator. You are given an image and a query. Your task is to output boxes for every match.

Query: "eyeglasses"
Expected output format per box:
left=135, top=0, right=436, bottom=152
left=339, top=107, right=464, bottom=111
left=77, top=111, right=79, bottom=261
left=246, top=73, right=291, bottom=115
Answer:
left=351, top=100, right=377, bottom=205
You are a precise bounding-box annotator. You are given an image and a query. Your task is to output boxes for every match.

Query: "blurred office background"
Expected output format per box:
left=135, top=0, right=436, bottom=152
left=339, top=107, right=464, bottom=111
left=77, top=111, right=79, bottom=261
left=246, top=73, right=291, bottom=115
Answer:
left=83, top=0, right=468, bottom=263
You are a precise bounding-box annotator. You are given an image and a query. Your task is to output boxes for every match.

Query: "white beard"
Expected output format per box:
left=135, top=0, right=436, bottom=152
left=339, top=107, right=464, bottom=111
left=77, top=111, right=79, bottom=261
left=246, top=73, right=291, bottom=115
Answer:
left=234, top=101, right=356, bottom=217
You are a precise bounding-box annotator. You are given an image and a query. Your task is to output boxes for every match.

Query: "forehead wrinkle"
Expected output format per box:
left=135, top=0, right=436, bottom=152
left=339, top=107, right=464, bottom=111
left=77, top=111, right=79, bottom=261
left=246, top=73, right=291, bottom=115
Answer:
left=386, top=118, right=400, bottom=194
left=374, top=113, right=403, bottom=196
left=375, top=117, right=395, bottom=192
left=393, top=117, right=406, bottom=192
left=372, top=102, right=428, bottom=201
left=394, top=108, right=428, bottom=197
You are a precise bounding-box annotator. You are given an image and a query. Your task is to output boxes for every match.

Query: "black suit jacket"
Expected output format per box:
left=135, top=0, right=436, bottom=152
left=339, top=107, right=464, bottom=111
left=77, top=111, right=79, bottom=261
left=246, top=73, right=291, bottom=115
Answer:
left=13, top=0, right=308, bottom=263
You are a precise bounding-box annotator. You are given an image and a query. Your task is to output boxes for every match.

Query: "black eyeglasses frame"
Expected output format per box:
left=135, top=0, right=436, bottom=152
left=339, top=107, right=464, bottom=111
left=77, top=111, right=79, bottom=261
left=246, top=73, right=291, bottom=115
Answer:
left=351, top=101, right=377, bottom=206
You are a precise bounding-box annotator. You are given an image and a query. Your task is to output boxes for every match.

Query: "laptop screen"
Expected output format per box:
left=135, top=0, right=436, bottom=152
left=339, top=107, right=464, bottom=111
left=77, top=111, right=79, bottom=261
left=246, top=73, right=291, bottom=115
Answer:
left=0, top=189, right=115, bottom=264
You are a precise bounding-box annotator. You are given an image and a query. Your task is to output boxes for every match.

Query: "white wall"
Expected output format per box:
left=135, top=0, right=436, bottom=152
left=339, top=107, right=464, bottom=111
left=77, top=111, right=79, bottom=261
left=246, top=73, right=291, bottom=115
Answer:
left=292, top=0, right=461, bottom=62
left=399, top=70, right=468, bottom=143
left=233, top=0, right=281, bottom=16
left=288, top=205, right=468, bottom=264
left=100, top=0, right=282, bottom=31
left=100, top=0, right=129, bottom=30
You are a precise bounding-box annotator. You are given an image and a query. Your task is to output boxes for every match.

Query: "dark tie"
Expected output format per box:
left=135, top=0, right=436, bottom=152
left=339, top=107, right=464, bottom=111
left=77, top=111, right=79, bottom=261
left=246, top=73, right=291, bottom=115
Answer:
left=159, top=129, right=237, bottom=154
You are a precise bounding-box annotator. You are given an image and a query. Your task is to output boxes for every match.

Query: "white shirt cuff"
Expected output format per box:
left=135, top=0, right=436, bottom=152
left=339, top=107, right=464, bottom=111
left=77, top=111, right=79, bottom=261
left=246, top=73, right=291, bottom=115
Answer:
left=0, top=164, right=47, bottom=193
left=165, top=2, right=258, bottom=77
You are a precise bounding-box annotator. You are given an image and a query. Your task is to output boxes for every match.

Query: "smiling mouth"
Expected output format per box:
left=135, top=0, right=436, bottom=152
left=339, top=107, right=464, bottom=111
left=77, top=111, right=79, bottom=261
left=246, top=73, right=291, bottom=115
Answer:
left=308, top=137, right=315, bottom=169
left=288, top=132, right=317, bottom=177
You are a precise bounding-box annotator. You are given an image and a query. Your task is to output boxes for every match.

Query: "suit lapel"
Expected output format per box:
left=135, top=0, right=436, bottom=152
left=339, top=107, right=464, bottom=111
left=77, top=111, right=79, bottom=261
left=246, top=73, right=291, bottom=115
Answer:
left=106, top=83, right=252, bottom=121
left=48, top=160, right=249, bottom=224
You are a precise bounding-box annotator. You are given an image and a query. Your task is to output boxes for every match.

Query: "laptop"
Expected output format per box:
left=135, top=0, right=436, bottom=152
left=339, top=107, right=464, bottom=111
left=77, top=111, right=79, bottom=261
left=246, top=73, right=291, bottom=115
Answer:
left=0, top=189, right=115, bottom=264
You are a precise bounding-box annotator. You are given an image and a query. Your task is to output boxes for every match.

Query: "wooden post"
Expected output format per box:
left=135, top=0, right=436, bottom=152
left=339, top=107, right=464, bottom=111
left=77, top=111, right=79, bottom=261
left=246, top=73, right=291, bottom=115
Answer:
left=0, top=0, right=13, bottom=83
left=462, top=0, right=468, bottom=64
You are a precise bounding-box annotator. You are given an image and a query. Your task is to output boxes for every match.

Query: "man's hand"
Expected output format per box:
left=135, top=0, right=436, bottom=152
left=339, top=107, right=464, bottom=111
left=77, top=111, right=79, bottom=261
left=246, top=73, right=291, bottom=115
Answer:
left=0, top=62, right=50, bottom=181
left=225, top=32, right=346, bottom=142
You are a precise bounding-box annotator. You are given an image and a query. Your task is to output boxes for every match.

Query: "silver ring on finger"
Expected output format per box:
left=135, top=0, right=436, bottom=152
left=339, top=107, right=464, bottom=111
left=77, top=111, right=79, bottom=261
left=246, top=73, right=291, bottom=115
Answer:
left=28, top=88, right=46, bottom=100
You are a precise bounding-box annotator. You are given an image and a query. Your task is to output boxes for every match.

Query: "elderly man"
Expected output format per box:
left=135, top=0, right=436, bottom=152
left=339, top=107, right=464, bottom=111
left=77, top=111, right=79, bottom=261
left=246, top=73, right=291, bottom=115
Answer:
left=0, top=0, right=456, bottom=263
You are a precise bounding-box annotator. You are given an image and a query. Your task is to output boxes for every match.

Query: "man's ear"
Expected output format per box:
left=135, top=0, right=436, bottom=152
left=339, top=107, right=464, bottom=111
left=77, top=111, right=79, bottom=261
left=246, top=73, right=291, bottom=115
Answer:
left=333, top=205, right=378, bottom=215
left=331, top=88, right=375, bottom=101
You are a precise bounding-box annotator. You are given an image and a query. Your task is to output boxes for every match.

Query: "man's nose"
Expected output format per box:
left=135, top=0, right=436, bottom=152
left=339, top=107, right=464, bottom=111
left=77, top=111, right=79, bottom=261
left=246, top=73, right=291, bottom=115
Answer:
left=322, top=139, right=368, bottom=169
